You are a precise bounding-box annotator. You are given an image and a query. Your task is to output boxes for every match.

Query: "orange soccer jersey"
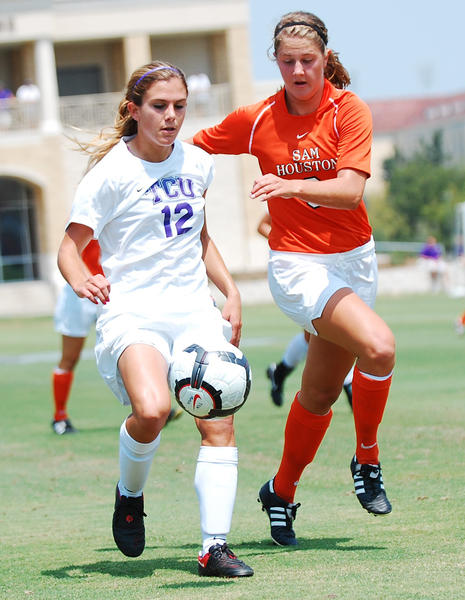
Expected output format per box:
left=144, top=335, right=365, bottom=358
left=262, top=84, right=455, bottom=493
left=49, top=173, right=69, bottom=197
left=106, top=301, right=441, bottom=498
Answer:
left=81, top=239, right=104, bottom=276
left=193, top=80, right=373, bottom=254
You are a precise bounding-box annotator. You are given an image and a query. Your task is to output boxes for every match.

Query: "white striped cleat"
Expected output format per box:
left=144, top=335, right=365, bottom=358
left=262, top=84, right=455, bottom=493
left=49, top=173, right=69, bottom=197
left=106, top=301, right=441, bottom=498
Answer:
left=350, top=455, right=392, bottom=515
left=258, top=478, right=300, bottom=546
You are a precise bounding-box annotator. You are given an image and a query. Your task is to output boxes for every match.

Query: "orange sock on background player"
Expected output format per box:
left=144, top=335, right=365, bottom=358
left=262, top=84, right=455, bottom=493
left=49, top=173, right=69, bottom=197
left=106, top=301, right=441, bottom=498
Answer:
left=273, top=394, right=332, bottom=503
left=352, top=366, right=392, bottom=465
left=52, top=368, right=73, bottom=421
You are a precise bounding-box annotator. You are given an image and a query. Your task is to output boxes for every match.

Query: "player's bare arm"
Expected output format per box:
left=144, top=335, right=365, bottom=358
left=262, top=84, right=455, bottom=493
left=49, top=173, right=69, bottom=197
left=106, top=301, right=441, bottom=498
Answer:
left=58, top=222, right=110, bottom=305
left=200, top=215, right=242, bottom=346
left=257, top=213, right=272, bottom=239
left=250, top=168, right=367, bottom=210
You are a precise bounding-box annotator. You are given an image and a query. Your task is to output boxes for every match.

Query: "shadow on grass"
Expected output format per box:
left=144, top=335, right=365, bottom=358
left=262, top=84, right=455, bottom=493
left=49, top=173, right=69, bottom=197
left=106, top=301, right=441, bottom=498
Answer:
left=42, top=537, right=385, bottom=587
left=210, top=537, right=386, bottom=553
left=168, top=538, right=386, bottom=553
left=96, top=537, right=386, bottom=556
left=42, top=556, right=197, bottom=580
left=95, top=536, right=385, bottom=558
left=42, top=557, right=239, bottom=589
left=252, top=537, right=386, bottom=552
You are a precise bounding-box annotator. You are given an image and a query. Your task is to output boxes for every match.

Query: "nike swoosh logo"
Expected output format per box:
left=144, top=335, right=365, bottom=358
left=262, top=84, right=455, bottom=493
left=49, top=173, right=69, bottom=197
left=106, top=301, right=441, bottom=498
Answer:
left=296, top=132, right=309, bottom=139
left=361, top=442, right=378, bottom=449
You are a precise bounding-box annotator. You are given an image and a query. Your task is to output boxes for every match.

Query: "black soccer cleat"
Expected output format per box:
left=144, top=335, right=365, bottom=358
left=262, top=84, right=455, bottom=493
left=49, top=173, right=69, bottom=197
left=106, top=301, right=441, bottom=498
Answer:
left=350, top=456, right=392, bottom=515
left=112, top=485, right=146, bottom=557
left=198, top=543, right=254, bottom=577
left=266, top=362, right=294, bottom=407
left=258, top=479, right=300, bottom=546
left=52, top=419, right=77, bottom=435
left=266, top=363, right=282, bottom=406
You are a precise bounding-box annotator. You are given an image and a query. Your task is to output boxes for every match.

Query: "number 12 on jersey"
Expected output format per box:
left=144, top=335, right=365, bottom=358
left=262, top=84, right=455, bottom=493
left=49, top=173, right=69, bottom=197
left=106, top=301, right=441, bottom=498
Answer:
left=161, top=202, right=194, bottom=238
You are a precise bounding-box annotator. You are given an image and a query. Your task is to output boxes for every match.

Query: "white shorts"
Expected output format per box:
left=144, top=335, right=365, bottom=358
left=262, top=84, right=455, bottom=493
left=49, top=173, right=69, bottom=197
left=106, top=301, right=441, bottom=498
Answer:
left=95, top=303, right=234, bottom=405
left=268, top=238, right=378, bottom=335
left=54, top=283, right=97, bottom=338
left=419, top=257, right=446, bottom=274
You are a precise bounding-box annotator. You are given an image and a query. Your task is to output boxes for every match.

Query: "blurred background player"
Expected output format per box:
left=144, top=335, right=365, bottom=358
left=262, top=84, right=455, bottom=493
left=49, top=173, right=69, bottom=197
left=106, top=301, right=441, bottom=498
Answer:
left=52, top=239, right=182, bottom=434
left=419, top=235, right=446, bottom=293
left=51, top=238, right=102, bottom=434
left=0, top=80, right=13, bottom=129
left=455, top=310, right=465, bottom=335
left=267, top=334, right=354, bottom=409
left=257, top=214, right=353, bottom=409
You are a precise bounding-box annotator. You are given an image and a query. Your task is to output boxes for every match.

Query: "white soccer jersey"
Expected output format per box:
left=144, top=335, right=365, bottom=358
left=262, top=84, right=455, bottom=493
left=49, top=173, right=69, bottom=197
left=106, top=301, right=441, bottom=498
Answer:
left=69, top=138, right=215, bottom=319
left=67, top=138, right=232, bottom=404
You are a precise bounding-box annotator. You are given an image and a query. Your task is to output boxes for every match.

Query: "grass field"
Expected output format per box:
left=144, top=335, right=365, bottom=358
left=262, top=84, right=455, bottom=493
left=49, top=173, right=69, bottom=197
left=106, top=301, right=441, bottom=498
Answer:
left=1, top=294, right=464, bottom=600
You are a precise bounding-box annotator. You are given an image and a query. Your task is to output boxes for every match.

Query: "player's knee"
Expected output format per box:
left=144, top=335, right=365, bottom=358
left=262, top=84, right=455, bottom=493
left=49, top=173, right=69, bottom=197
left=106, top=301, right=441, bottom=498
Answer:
left=364, top=328, right=396, bottom=371
left=300, top=385, right=339, bottom=413
left=132, top=398, right=171, bottom=428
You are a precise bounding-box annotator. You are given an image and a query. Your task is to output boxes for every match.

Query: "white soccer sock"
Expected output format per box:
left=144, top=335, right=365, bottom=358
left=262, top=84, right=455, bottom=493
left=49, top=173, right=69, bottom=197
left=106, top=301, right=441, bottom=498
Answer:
left=195, top=445, right=238, bottom=556
left=282, top=332, right=308, bottom=368
left=54, top=366, right=69, bottom=375
left=344, top=365, right=355, bottom=386
left=118, top=420, right=161, bottom=498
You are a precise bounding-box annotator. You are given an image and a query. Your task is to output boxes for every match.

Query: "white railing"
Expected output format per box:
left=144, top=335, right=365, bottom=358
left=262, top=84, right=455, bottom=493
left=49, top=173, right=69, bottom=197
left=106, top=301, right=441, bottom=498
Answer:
left=187, top=83, right=232, bottom=119
left=0, top=98, right=41, bottom=131
left=0, top=83, right=232, bottom=133
left=59, top=92, right=121, bottom=130
left=59, top=84, right=231, bottom=129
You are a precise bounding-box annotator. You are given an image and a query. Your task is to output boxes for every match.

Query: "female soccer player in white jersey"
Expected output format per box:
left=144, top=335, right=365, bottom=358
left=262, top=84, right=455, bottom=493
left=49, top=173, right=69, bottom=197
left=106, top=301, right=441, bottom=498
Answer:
left=192, top=11, right=396, bottom=546
left=57, top=61, right=253, bottom=577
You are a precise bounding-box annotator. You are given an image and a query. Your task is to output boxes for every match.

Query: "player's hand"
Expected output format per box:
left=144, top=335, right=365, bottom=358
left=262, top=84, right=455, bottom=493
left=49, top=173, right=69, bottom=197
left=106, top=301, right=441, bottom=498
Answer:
left=222, top=295, right=242, bottom=347
left=74, top=274, right=111, bottom=305
left=250, top=174, right=296, bottom=201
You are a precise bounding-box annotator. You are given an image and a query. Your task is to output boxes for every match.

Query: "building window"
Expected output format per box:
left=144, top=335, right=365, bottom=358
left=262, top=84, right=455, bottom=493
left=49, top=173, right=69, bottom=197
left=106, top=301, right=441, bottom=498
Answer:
left=57, top=65, right=103, bottom=96
left=0, top=178, right=39, bottom=282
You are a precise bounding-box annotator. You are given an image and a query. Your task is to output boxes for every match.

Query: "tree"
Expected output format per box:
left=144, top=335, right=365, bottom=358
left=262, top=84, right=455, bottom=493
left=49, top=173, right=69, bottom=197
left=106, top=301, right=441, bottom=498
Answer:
left=375, top=132, right=465, bottom=249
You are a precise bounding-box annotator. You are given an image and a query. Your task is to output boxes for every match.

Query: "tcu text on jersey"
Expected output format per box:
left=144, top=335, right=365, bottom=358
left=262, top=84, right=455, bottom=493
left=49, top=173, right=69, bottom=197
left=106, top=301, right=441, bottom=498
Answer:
left=147, top=177, right=195, bottom=204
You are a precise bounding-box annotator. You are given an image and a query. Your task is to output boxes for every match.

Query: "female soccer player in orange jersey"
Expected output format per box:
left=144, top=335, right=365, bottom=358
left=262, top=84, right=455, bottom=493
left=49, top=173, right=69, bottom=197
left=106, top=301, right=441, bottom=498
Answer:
left=192, top=11, right=395, bottom=546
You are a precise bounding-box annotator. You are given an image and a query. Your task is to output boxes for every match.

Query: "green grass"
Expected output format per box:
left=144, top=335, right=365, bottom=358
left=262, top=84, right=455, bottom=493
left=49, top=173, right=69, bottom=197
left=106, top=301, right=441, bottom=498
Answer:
left=1, top=294, right=465, bottom=599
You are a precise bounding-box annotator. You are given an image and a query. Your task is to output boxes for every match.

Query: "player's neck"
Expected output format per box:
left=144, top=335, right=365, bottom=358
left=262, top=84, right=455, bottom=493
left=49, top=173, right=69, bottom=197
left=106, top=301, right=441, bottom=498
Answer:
left=284, top=86, right=324, bottom=116
left=126, top=137, right=174, bottom=163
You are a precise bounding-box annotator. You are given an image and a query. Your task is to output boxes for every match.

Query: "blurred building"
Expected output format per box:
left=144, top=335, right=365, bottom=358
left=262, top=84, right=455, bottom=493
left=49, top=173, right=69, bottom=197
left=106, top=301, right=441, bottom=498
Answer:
left=0, top=0, right=263, bottom=316
left=2, top=1, right=465, bottom=317
left=366, top=92, right=465, bottom=197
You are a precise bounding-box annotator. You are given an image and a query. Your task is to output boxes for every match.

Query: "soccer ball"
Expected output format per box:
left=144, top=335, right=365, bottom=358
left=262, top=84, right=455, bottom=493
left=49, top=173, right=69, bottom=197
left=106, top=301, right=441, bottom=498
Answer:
left=169, top=344, right=251, bottom=419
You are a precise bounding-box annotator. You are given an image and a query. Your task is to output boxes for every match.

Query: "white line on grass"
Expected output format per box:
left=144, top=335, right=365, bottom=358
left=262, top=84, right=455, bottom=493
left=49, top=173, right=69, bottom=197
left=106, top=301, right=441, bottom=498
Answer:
left=0, top=337, right=279, bottom=365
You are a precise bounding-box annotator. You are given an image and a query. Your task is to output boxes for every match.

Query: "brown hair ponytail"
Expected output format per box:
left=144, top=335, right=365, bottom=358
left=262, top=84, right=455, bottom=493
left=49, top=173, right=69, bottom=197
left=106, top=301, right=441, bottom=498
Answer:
left=325, top=50, right=351, bottom=89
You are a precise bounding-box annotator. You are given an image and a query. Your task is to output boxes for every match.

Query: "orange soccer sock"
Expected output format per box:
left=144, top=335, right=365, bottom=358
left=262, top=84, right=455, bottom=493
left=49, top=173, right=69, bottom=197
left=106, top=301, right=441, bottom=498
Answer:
left=52, top=369, right=74, bottom=421
left=273, top=395, right=332, bottom=503
left=352, top=366, right=392, bottom=465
